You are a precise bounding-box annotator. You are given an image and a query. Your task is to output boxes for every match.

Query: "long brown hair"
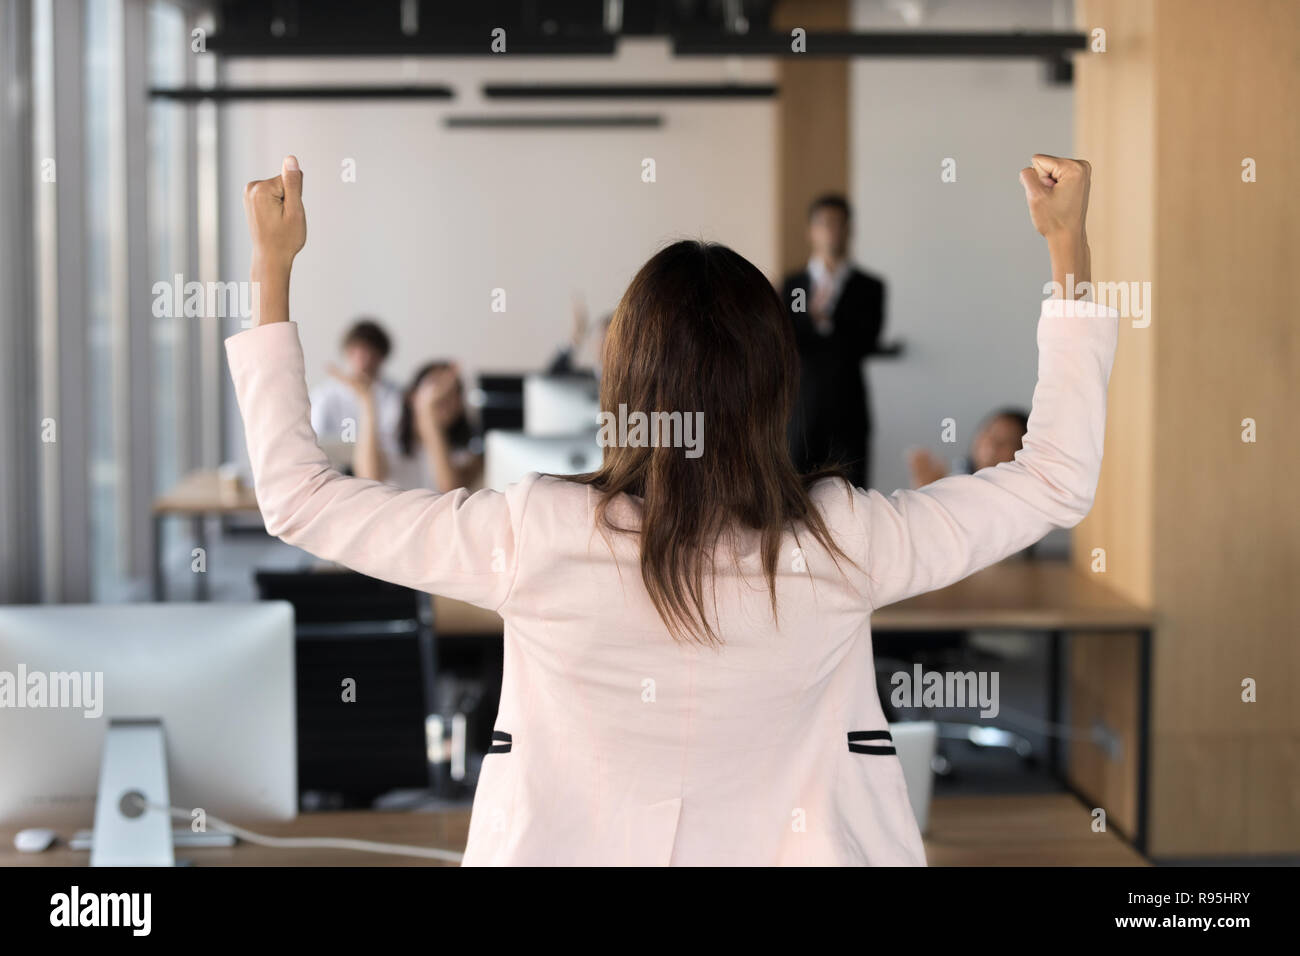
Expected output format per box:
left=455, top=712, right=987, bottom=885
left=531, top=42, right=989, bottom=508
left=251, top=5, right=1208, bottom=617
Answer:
left=570, top=240, right=853, bottom=646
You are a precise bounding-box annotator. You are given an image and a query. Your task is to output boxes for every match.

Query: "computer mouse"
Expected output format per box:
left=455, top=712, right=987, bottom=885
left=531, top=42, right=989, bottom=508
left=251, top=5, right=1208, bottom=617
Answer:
left=14, top=828, right=57, bottom=853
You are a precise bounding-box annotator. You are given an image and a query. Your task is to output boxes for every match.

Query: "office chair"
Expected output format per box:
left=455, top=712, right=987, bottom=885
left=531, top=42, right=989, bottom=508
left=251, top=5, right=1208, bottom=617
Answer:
left=254, top=569, right=440, bottom=809
left=874, top=630, right=1035, bottom=779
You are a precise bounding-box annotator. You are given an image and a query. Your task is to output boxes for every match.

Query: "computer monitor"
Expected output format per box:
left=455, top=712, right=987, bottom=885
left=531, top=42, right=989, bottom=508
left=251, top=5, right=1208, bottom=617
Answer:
left=472, top=373, right=526, bottom=432
left=0, top=602, right=296, bottom=830
left=524, top=374, right=600, bottom=436
left=484, top=430, right=603, bottom=491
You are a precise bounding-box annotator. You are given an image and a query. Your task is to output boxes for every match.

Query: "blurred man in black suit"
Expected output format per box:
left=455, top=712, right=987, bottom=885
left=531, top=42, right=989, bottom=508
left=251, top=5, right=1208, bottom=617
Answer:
left=782, top=195, right=886, bottom=489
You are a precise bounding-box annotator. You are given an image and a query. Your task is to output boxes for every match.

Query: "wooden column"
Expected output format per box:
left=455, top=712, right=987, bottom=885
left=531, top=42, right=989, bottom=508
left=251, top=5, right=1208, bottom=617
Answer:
left=1073, top=0, right=1300, bottom=857
left=772, top=0, right=850, bottom=277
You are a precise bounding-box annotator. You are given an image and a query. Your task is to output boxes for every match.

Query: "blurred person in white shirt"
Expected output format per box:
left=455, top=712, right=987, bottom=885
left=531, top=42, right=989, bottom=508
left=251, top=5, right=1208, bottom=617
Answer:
left=309, top=318, right=403, bottom=470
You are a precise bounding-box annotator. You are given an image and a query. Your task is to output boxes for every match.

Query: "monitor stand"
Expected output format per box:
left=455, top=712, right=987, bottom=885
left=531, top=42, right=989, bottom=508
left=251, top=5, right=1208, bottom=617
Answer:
left=90, top=718, right=175, bottom=867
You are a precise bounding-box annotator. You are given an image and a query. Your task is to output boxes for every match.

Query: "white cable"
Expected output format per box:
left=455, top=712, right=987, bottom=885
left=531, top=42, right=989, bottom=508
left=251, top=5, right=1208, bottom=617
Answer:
left=141, top=799, right=464, bottom=863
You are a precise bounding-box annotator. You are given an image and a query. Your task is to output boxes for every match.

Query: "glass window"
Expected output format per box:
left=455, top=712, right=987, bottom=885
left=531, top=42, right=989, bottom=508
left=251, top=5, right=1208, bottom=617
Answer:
left=148, top=1, right=189, bottom=497
left=84, top=0, right=127, bottom=600
left=32, top=0, right=58, bottom=599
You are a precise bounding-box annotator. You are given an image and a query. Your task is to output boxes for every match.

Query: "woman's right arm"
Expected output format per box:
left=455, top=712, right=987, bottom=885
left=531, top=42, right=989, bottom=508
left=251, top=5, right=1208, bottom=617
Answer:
left=234, top=157, right=535, bottom=608
left=229, top=322, right=535, bottom=608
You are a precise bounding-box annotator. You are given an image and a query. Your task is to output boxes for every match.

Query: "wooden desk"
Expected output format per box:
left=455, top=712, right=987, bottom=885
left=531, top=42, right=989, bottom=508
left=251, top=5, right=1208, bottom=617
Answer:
left=433, top=594, right=503, bottom=635
left=873, top=559, right=1155, bottom=632
left=152, top=469, right=260, bottom=600
left=439, top=561, right=1155, bottom=631
left=433, top=559, right=1155, bottom=635
left=874, top=559, right=1155, bottom=856
left=0, top=794, right=1141, bottom=867
left=433, top=561, right=1155, bottom=851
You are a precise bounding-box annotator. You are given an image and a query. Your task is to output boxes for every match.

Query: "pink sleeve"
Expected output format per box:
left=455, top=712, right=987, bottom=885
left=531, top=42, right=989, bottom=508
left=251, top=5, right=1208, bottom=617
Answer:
left=860, top=298, right=1120, bottom=610
left=226, top=322, right=534, bottom=610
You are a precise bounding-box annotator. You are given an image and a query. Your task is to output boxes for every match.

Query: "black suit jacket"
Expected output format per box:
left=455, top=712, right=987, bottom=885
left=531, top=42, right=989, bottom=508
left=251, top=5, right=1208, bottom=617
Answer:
left=782, top=267, right=886, bottom=486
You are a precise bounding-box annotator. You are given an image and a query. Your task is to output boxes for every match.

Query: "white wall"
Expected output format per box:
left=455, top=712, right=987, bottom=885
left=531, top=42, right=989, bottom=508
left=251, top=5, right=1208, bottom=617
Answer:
left=219, top=4, right=1076, bottom=504
left=220, top=41, right=777, bottom=425
left=850, top=0, right=1074, bottom=494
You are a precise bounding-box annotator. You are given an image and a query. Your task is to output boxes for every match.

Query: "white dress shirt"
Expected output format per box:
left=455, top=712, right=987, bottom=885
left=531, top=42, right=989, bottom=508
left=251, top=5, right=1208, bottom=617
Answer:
left=308, top=376, right=404, bottom=463
left=807, top=256, right=853, bottom=335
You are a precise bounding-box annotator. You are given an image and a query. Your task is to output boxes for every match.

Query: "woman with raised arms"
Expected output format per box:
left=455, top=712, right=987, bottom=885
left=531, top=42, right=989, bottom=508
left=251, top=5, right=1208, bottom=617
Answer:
left=230, top=153, right=1114, bottom=865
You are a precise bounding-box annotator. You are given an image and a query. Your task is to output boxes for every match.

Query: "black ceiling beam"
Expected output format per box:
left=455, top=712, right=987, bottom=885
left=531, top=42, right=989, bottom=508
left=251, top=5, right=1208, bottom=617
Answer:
left=672, top=31, right=1089, bottom=58
left=483, top=82, right=776, bottom=99
left=149, top=85, right=455, bottom=102
left=199, top=31, right=1087, bottom=60
left=203, top=34, right=617, bottom=57
left=445, top=114, right=662, bottom=129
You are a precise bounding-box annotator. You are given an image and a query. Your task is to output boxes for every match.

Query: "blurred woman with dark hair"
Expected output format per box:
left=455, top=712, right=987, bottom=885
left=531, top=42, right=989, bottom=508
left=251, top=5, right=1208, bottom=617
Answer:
left=231, top=153, right=1115, bottom=865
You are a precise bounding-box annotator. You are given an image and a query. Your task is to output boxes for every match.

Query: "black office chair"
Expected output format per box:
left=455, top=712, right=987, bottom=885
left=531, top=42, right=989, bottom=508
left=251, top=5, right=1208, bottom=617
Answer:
left=254, top=568, right=439, bottom=809
left=874, top=629, right=1036, bottom=779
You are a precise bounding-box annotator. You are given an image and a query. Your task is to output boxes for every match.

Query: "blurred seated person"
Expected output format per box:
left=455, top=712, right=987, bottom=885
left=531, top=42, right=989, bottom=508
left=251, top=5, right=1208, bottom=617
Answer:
left=907, top=408, right=1030, bottom=487
left=331, top=360, right=483, bottom=492
left=547, top=293, right=612, bottom=378
left=309, top=318, right=402, bottom=468
left=880, top=408, right=1033, bottom=725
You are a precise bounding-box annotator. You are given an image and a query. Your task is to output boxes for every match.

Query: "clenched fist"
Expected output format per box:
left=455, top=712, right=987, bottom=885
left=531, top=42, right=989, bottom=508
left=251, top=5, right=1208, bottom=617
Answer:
left=1021, top=154, right=1092, bottom=298
left=1019, top=154, right=1090, bottom=242
left=244, top=155, right=306, bottom=272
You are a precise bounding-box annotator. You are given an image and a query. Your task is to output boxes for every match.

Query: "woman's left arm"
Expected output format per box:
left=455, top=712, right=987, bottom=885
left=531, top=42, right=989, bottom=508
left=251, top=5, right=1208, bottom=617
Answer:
left=853, top=155, right=1116, bottom=609
left=234, top=158, right=534, bottom=608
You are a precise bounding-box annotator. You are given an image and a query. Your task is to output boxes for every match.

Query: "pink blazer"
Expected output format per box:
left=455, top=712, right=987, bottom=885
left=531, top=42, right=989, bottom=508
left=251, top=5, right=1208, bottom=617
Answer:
left=227, top=299, right=1117, bottom=866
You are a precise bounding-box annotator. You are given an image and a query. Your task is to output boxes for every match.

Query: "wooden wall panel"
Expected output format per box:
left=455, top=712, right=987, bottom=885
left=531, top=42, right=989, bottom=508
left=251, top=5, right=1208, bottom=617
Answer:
left=1147, top=0, right=1300, bottom=855
left=1069, top=0, right=1157, bottom=606
left=773, top=0, right=849, bottom=276
left=1244, top=736, right=1300, bottom=854
left=1075, top=0, right=1300, bottom=857
left=1067, top=631, right=1141, bottom=838
left=1149, top=0, right=1300, bottom=732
